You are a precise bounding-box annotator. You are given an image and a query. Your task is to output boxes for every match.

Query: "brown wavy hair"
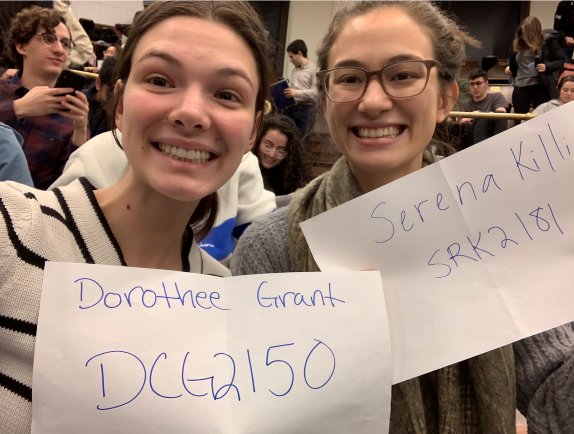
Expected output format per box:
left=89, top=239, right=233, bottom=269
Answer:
left=252, top=114, right=311, bottom=195
left=7, top=6, right=68, bottom=73
left=513, top=16, right=543, bottom=53
left=107, top=1, right=272, bottom=240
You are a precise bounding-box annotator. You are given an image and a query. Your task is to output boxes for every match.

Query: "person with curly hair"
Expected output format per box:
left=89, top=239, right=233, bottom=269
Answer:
left=252, top=114, right=311, bottom=196
left=0, top=5, right=90, bottom=189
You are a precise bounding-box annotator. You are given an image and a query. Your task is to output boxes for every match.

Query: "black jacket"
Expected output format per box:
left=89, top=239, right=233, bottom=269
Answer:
left=508, top=30, right=566, bottom=98
left=554, top=1, right=574, bottom=44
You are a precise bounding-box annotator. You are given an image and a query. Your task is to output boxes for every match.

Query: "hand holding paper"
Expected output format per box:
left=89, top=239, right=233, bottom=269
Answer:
left=301, top=103, right=574, bottom=384
left=33, top=263, right=392, bottom=434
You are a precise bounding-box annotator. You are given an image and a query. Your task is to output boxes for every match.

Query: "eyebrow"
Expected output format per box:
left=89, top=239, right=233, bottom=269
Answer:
left=332, top=54, right=425, bottom=69
left=215, top=67, right=254, bottom=90
left=135, top=53, right=254, bottom=89
left=137, top=51, right=182, bottom=68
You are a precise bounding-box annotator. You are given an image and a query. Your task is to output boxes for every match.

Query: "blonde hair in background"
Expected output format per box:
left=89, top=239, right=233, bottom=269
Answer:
left=513, top=16, right=543, bottom=53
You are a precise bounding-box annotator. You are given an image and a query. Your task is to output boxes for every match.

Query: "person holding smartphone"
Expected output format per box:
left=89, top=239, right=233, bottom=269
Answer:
left=0, top=6, right=89, bottom=190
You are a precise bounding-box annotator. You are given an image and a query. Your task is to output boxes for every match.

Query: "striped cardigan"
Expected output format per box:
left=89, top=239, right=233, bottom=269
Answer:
left=0, top=178, right=230, bottom=433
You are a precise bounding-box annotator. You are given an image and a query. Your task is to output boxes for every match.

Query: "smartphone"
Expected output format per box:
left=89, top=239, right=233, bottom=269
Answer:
left=54, top=70, right=87, bottom=97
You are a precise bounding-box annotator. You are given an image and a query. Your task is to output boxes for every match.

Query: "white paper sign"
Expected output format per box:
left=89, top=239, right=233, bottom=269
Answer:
left=301, top=103, right=574, bottom=384
left=32, top=263, right=391, bottom=434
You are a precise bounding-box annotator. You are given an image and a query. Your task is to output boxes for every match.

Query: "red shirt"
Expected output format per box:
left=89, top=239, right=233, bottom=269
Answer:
left=0, top=74, right=88, bottom=189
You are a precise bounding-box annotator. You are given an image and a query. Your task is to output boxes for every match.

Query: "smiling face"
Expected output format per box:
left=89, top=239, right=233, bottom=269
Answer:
left=322, top=8, right=456, bottom=192
left=115, top=16, right=260, bottom=202
left=17, top=23, right=70, bottom=79
left=257, top=128, right=288, bottom=169
left=104, top=45, right=117, bottom=58
left=559, top=81, right=574, bottom=105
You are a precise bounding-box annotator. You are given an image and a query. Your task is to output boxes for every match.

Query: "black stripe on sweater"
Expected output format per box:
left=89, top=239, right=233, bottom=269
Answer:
left=0, top=196, right=46, bottom=270
left=40, top=205, right=68, bottom=226
left=0, top=314, right=37, bottom=336
left=0, top=371, right=32, bottom=401
left=79, top=178, right=127, bottom=266
left=24, top=187, right=91, bottom=242
left=53, top=188, right=95, bottom=264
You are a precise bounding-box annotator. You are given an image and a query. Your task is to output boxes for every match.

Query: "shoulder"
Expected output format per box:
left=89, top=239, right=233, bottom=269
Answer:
left=230, top=207, right=290, bottom=275
left=459, top=98, right=473, bottom=110
left=50, top=130, right=127, bottom=190
left=491, top=92, right=508, bottom=106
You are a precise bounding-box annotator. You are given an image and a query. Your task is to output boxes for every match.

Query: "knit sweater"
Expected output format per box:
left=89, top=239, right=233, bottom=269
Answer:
left=49, top=131, right=277, bottom=265
left=0, top=178, right=230, bottom=434
left=231, top=207, right=574, bottom=434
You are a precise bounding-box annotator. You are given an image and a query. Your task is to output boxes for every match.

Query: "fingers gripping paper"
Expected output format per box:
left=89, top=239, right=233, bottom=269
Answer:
left=300, top=103, right=574, bottom=385
left=33, top=263, right=392, bottom=434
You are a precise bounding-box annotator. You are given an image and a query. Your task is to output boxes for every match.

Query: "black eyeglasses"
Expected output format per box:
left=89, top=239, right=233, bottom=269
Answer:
left=468, top=81, right=486, bottom=87
left=37, top=32, right=75, bottom=52
left=316, top=60, right=437, bottom=103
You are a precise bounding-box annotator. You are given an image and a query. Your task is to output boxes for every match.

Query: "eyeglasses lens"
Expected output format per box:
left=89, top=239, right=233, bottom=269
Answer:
left=325, top=61, right=431, bottom=102
left=41, top=33, right=73, bottom=51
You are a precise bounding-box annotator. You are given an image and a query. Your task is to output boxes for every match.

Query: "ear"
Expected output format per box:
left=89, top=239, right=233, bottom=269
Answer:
left=95, top=76, right=102, bottom=91
left=245, top=111, right=262, bottom=153
left=436, top=81, right=459, bottom=123
left=114, top=80, right=124, bottom=132
left=15, top=42, right=26, bottom=56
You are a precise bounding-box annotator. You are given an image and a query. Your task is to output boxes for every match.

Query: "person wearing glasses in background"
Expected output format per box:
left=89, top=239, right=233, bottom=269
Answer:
left=252, top=114, right=311, bottom=196
left=458, top=68, right=507, bottom=148
left=0, top=6, right=89, bottom=190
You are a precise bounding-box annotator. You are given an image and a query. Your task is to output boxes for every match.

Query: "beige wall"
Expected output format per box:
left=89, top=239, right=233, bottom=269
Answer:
left=530, top=1, right=559, bottom=29
left=282, top=1, right=337, bottom=79
left=69, top=1, right=143, bottom=27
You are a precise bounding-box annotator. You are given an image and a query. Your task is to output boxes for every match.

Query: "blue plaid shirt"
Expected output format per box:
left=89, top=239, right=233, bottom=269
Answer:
left=0, top=74, right=87, bottom=190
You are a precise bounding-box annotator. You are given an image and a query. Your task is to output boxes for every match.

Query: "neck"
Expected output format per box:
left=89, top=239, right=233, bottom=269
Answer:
left=93, top=167, right=199, bottom=271
left=299, top=58, right=309, bottom=67
left=19, top=67, right=58, bottom=89
left=350, top=153, right=425, bottom=194
left=473, top=92, right=487, bottom=102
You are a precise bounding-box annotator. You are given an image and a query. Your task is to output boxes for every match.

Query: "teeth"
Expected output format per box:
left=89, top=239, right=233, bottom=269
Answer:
left=358, top=126, right=402, bottom=138
left=157, top=143, right=213, bottom=163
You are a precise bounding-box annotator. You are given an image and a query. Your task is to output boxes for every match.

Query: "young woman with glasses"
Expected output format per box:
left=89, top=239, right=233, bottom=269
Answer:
left=0, top=1, right=271, bottom=431
left=252, top=114, right=311, bottom=195
left=232, top=1, right=574, bottom=432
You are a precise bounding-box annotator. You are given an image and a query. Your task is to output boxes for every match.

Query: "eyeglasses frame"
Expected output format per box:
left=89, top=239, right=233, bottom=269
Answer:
left=37, top=32, right=75, bottom=52
left=468, top=80, right=487, bottom=88
left=316, top=59, right=438, bottom=103
left=261, top=143, right=288, bottom=159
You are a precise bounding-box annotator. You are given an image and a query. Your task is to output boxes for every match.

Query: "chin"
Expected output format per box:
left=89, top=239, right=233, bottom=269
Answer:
left=153, top=179, right=215, bottom=203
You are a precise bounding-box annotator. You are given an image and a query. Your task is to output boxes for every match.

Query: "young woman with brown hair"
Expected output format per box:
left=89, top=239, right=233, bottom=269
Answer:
left=0, top=1, right=271, bottom=431
left=232, top=2, right=574, bottom=432
left=252, top=114, right=311, bottom=195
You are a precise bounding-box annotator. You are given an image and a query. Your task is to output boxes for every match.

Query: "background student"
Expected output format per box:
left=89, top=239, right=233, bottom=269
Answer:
left=253, top=114, right=311, bottom=196
left=506, top=16, right=566, bottom=116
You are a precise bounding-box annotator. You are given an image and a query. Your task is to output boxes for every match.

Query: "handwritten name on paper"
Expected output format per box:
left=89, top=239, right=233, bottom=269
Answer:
left=33, top=264, right=392, bottom=434
left=367, top=123, right=568, bottom=280
left=301, top=103, right=574, bottom=384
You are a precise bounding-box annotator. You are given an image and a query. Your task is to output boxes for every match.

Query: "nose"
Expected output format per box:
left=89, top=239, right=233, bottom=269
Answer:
left=51, top=39, right=65, bottom=54
left=358, top=75, right=393, bottom=116
left=167, top=86, right=211, bottom=132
